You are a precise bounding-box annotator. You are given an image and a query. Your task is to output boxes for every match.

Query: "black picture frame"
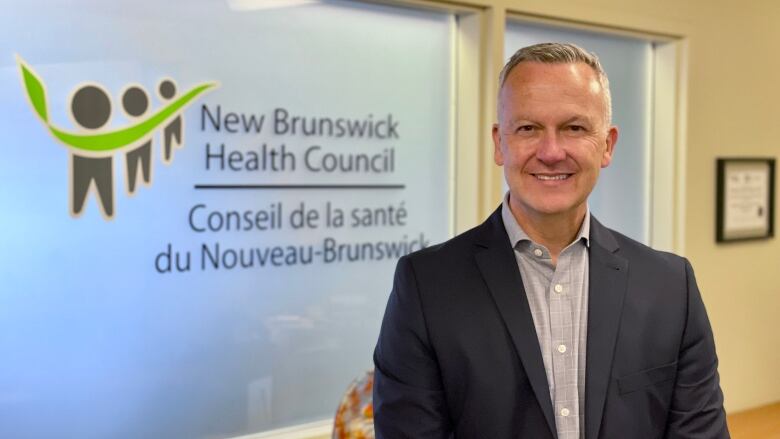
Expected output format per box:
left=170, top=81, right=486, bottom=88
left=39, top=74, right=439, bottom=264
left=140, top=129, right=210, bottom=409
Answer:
left=716, top=158, right=775, bottom=243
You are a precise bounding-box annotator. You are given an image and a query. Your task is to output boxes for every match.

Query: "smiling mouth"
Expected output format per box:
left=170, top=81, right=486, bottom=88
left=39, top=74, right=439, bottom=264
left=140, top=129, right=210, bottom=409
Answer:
left=532, top=174, right=572, bottom=181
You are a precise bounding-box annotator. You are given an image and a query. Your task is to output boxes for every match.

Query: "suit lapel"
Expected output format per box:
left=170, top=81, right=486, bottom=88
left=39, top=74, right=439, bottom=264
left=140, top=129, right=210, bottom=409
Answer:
left=585, top=218, right=629, bottom=439
left=474, top=209, right=558, bottom=439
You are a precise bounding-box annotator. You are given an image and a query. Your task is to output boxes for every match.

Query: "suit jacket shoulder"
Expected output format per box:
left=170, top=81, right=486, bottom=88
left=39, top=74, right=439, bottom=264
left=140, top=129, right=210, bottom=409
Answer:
left=597, top=220, right=686, bottom=275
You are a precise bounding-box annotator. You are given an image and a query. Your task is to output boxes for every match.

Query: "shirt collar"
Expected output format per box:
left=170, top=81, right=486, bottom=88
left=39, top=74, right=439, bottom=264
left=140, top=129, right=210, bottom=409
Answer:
left=501, top=192, right=591, bottom=249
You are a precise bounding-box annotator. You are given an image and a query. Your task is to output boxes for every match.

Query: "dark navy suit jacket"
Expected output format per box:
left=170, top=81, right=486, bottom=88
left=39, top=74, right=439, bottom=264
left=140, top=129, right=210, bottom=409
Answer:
left=373, top=208, right=729, bottom=439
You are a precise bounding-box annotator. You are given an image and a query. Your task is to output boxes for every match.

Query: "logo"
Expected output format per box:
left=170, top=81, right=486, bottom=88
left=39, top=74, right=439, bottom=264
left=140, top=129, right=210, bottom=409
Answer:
left=16, top=55, right=218, bottom=220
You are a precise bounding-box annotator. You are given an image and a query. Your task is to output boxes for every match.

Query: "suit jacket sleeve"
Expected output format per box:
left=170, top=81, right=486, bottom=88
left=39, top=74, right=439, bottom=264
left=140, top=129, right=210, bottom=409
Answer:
left=373, top=255, right=452, bottom=439
left=664, top=259, right=730, bottom=438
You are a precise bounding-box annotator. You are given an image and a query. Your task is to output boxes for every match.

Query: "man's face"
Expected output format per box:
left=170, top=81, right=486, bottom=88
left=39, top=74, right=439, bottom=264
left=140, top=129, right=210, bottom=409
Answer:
left=493, top=61, right=618, bottom=222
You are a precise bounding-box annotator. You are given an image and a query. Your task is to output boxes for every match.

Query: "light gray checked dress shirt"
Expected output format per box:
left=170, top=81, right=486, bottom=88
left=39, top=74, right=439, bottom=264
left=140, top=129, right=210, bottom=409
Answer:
left=501, top=194, right=590, bottom=439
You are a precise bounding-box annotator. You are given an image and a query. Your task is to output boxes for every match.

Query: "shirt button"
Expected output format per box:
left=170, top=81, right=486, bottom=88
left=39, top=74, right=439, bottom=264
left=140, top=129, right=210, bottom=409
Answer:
left=554, top=284, right=563, bottom=294
left=533, top=248, right=543, bottom=257
left=557, top=344, right=567, bottom=353
left=560, top=408, right=570, bottom=417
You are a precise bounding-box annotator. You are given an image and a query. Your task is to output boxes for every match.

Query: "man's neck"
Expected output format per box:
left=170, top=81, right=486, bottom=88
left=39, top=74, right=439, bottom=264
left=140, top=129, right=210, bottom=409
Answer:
left=508, top=202, right=586, bottom=265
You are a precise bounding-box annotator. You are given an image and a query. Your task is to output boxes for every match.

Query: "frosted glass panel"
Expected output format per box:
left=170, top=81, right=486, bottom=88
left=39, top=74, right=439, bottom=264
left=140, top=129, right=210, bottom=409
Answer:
left=505, top=21, right=652, bottom=243
left=0, top=1, right=453, bottom=437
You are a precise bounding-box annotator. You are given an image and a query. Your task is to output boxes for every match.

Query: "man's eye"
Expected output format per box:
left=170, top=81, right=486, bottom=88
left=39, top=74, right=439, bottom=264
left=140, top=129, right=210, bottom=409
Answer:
left=516, top=125, right=534, bottom=132
left=567, top=125, right=586, bottom=132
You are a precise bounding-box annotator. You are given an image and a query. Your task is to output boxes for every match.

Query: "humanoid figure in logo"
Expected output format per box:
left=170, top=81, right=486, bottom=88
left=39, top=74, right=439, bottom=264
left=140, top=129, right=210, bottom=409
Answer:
left=69, top=84, right=115, bottom=218
left=158, top=79, right=183, bottom=164
left=121, top=85, right=153, bottom=194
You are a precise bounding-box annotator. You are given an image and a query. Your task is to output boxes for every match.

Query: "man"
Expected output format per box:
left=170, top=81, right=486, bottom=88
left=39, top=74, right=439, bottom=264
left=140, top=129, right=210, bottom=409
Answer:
left=373, top=43, right=729, bottom=438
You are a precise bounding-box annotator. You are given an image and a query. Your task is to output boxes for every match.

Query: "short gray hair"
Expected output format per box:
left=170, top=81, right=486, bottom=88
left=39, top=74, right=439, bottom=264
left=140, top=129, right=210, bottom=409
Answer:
left=499, top=42, right=612, bottom=124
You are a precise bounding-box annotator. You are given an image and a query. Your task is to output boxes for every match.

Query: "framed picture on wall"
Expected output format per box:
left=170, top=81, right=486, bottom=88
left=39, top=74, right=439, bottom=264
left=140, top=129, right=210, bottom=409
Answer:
left=716, top=158, right=776, bottom=242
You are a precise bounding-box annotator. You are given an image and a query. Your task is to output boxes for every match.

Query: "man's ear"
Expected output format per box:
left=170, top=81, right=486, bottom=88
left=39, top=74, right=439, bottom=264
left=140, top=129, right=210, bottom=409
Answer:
left=601, top=126, right=618, bottom=168
left=492, top=123, right=504, bottom=166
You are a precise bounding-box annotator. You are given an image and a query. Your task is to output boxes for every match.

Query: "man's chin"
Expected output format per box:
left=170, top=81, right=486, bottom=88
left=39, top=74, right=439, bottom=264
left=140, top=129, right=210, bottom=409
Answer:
left=513, top=199, right=586, bottom=220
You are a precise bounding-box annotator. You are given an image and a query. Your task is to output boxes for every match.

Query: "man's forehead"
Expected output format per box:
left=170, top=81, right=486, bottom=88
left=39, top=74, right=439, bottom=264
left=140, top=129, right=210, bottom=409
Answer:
left=498, top=61, right=607, bottom=117
left=507, top=112, right=594, bottom=123
left=502, top=61, right=602, bottom=93
left=495, top=63, right=612, bottom=128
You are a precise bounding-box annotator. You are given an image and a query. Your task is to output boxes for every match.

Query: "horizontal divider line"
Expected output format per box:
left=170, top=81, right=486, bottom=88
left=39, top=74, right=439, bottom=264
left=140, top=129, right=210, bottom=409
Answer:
left=194, top=184, right=406, bottom=190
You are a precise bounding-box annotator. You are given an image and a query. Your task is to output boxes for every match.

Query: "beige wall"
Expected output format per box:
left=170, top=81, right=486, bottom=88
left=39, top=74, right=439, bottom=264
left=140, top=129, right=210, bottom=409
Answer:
left=459, top=0, right=780, bottom=413
left=681, top=1, right=780, bottom=412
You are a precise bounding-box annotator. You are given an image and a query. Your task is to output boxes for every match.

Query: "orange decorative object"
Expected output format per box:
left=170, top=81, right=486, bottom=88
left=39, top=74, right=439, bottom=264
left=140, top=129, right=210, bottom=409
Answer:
left=332, top=369, right=375, bottom=439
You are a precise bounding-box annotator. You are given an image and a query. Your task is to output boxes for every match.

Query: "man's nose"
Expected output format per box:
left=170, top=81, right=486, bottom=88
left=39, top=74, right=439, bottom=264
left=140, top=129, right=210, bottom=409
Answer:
left=535, top=131, right=566, bottom=164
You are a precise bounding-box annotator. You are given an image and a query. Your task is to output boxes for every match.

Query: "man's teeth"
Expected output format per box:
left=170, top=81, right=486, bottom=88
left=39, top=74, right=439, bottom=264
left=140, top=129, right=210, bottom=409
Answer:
left=535, top=174, right=569, bottom=181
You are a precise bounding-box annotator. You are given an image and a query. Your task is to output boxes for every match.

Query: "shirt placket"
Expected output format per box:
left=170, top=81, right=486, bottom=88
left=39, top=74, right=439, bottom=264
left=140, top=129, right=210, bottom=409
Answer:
left=550, top=251, right=577, bottom=439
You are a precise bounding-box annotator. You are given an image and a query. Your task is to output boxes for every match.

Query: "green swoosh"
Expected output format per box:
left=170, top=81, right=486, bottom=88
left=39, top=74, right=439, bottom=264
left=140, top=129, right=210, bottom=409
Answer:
left=50, top=83, right=217, bottom=152
left=17, top=55, right=217, bottom=152
left=19, top=60, right=48, bottom=122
